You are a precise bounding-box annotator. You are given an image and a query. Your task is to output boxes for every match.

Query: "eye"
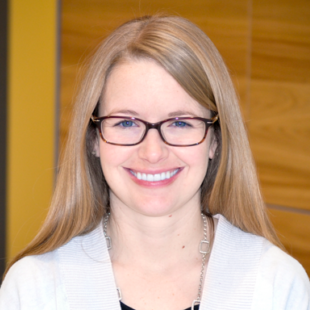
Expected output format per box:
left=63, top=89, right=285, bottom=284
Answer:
left=120, top=120, right=134, bottom=127
left=171, top=121, right=192, bottom=128
left=115, top=119, right=138, bottom=128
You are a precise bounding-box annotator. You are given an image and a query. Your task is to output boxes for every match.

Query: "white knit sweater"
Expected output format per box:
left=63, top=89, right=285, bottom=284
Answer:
left=0, top=215, right=309, bottom=310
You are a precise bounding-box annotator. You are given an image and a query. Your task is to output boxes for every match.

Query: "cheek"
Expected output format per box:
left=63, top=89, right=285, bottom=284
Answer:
left=192, top=152, right=209, bottom=179
left=99, top=145, right=124, bottom=173
left=177, top=144, right=209, bottom=177
left=98, top=143, right=135, bottom=180
left=178, top=138, right=209, bottom=163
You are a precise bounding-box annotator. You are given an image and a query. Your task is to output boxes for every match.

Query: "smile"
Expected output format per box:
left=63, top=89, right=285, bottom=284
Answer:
left=129, top=169, right=180, bottom=182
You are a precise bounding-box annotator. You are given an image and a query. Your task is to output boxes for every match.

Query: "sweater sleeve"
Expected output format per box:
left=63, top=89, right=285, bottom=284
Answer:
left=252, top=240, right=310, bottom=310
left=0, top=253, right=68, bottom=310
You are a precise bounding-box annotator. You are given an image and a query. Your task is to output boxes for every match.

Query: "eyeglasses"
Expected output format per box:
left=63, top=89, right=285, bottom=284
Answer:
left=91, top=114, right=219, bottom=147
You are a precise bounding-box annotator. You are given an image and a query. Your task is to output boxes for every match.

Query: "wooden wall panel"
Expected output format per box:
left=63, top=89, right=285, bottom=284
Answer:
left=251, top=0, right=310, bottom=83
left=249, top=0, right=310, bottom=274
left=250, top=80, right=310, bottom=210
left=250, top=0, right=310, bottom=211
left=268, top=207, right=310, bottom=275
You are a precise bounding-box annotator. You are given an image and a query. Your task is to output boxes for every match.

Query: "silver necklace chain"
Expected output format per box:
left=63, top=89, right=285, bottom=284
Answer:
left=103, top=213, right=210, bottom=310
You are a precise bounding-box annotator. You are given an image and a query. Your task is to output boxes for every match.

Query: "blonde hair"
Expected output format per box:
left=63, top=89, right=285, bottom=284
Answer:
left=5, top=15, right=281, bottom=276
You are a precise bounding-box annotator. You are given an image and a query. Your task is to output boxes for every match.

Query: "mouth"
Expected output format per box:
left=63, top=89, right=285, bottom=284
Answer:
left=128, top=168, right=181, bottom=182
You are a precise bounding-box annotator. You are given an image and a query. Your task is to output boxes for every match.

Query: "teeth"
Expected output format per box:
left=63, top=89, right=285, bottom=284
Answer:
left=154, top=174, right=161, bottom=181
left=171, top=170, right=178, bottom=177
left=147, top=174, right=154, bottom=181
left=131, top=169, right=179, bottom=182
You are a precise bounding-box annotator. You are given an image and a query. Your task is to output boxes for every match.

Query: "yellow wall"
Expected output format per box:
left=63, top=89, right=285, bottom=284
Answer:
left=7, top=0, right=58, bottom=260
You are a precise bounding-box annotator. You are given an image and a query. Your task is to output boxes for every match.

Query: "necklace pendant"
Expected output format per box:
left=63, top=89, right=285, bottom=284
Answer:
left=105, top=236, right=112, bottom=250
left=117, top=287, right=122, bottom=300
left=191, top=299, right=200, bottom=310
left=199, top=240, right=209, bottom=254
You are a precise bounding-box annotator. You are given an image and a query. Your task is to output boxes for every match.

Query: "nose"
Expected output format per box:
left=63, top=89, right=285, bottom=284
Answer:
left=137, top=127, right=169, bottom=164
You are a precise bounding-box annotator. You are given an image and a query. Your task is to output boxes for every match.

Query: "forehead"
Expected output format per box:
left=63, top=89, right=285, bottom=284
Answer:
left=100, top=59, right=210, bottom=118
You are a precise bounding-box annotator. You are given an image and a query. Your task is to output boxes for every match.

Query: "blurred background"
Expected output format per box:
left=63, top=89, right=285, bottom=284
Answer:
left=0, top=0, right=309, bottom=279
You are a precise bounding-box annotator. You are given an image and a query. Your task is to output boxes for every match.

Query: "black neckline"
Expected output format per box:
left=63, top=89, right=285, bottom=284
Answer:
left=120, top=300, right=200, bottom=310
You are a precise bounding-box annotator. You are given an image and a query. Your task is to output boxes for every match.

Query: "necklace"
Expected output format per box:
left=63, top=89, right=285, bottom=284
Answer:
left=103, top=213, right=210, bottom=310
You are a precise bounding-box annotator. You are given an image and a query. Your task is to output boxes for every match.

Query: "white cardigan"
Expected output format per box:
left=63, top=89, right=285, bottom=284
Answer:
left=1, top=215, right=309, bottom=310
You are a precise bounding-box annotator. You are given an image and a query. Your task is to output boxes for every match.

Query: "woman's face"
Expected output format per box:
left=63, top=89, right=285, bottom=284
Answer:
left=94, top=59, right=217, bottom=218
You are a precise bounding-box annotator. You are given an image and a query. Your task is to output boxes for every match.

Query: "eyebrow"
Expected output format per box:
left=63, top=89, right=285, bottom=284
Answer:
left=167, top=110, right=198, bottom=117
left=106, top=109, right=140, bottom=116
left=106, top=109, right=198, bottom=117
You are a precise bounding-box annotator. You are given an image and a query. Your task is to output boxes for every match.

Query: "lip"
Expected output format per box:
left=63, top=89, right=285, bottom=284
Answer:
left=124, top=167, right=183, bottom=187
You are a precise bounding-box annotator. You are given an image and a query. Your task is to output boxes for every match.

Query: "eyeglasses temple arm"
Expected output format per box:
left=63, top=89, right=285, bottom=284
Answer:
left=91, top=115, right=99, bottom=123
left=209, top=114, right=219, bottom=124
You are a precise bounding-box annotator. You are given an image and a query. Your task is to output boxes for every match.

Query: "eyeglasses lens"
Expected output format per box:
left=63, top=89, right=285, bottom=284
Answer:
left=101, top=118, right=145, bottom=145
left=101, top=117, right=206, bottom=146
left=161, top=119, right=206, bottom=145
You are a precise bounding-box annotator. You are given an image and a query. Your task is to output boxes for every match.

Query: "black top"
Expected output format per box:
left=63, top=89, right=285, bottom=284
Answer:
left=120, top=301, right=200, bottom=310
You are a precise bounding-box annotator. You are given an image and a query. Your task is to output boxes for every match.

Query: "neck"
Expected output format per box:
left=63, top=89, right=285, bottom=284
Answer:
left=107, top=205, right=206, bottom=270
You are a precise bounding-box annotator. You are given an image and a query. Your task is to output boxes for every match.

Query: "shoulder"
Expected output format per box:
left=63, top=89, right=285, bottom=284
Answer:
left=215, top=215, right=309, bottom=281
left=5, top=250, right=58, bottom=280
left=0, top=251, right=67, bottom=310
left=259, top=239, right=307, bottom=279
left=214, top=214, right=267, bottom=252
left=211, top=215, right=310, bottom=310
left=253, top=239, right=310, bottom=309
left=0, top=225, right=111, bottom=310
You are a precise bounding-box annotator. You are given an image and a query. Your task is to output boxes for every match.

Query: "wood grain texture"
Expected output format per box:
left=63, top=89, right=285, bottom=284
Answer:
left=249, top=79, right=310, bottom=210
left=250, top=0, right=310, bottom=210
left=267, top=207, right=310, bottom=276
left=251, top=0, right=310, bottom=83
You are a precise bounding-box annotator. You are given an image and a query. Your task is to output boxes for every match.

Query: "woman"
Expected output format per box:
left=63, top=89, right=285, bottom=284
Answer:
left=0, top=15, right=309, bottom=310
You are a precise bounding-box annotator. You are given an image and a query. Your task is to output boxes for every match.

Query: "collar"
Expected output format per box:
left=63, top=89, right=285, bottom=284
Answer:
left=58, top=214, right=263, bottom=310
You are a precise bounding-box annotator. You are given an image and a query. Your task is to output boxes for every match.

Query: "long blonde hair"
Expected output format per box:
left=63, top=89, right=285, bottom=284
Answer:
left=5, top=15, right=281, bottom=276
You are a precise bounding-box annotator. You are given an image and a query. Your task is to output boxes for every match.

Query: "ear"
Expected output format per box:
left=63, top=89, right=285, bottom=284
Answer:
left=92, top=134, right=100, bottom=157
left=208, top=134, right=218, bottom=160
